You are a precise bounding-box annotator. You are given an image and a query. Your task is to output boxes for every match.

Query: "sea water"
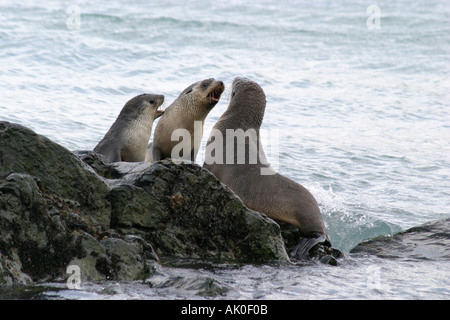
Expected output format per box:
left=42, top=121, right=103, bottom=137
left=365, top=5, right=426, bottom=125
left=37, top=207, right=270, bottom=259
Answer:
left=0, top=0, right=449, bottom=299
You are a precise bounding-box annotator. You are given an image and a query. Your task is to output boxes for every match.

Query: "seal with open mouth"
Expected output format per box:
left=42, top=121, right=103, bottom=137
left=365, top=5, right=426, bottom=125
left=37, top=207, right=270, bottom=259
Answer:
left=146, top=78, right=224, bottom=162
left=94, top=93, right=164, bottom=162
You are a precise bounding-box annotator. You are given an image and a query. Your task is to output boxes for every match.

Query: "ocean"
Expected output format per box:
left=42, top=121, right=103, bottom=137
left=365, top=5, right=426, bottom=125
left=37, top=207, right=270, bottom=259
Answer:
left=0, top=0, right=449, bottom=299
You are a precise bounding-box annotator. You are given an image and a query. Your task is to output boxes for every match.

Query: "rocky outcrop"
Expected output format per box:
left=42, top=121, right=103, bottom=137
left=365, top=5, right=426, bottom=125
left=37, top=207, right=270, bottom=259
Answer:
left=107, top=159, right=289, bottom=262
left=0, top=122, right=111, bottom=227
left=0, top=121, right=290, bottom=285
left=0, top=169, right=158, bottom=285
left=350, top=218, right=450, bottom=260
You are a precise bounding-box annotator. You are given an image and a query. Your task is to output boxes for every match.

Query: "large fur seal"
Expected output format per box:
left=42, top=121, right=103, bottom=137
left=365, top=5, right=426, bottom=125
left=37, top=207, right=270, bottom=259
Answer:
left=203, top=77, right=330, bottom=259
left=94, top=93, right=164, bottom=162
left=146, top=78, right=224, bottom=162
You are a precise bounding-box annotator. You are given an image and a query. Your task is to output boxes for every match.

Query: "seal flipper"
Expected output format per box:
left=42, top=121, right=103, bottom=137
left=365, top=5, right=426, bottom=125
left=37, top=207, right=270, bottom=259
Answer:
left=289, top=234, right=329, bottom=260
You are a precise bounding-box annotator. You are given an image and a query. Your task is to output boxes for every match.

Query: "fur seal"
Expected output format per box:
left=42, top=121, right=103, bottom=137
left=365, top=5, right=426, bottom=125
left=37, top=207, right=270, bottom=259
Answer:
left=203, top=77, right=330, bottom=259
left=94, top=93, right=164, bottom=162
left=146, top=78, right=224, bottom=162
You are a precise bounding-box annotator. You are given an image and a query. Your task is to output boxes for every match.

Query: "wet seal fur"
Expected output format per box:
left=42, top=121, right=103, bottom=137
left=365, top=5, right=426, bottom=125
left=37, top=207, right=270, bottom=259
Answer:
left=146, top=78, right=224, bottom=162
left=204, top=77, right=331, bottom=259
left=94, top=94, right=164, bottom=162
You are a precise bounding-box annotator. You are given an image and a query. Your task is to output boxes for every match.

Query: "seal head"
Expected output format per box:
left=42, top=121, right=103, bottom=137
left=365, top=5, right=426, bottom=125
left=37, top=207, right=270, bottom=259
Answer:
left=148, top=78, right=224, bottom=162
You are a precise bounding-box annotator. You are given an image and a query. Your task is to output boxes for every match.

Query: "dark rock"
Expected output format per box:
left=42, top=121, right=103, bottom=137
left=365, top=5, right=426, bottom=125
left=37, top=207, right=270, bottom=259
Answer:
left=280, top=223, right=343, bottom=265
left=0, top=122, right=160, bottom=284
left=0, top=122, right=111, bottom=227
left=72, top=150, right=122, bottom=180
left=0, top=173, right=84, bottom=283
left=147, top=273, right=231, bottom=297
left=0, top=121, right=290, bottom=285
left=350, top=218, right=450, bottom=260
left=108, top=160, right=289, bottom=263
left=0, top=172, right=159, bottom=284
left=107, top=184, right=167, bottom=230
left=101, top=235, right=159, bottom=281
left=68, top=233, right=159, bottom=282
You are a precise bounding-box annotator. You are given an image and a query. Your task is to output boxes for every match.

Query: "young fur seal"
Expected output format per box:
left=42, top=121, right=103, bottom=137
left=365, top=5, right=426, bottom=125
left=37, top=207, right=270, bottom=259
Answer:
left=203, top=77, right=330, bottom=259
left=94, top=93, right=164, bottom=162
left=146, top=78, right=224, bottom=162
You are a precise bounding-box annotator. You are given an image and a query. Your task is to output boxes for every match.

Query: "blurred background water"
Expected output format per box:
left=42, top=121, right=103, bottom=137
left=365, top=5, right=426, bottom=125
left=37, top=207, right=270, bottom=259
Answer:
left=0, top=0, right=449, bottom=299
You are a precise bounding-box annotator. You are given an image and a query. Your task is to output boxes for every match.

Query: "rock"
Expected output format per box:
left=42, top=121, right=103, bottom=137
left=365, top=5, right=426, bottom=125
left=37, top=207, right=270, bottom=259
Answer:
left=147, top=273, right=231, bottom=297
left=68, top=234, right=159, bottom=282
left=0, top=172, right=159, bottom=284
left=0, top=122, right=111, bottom=227
left=0, top=173, right=84, bottom=283
left=350, top=218, right=450, bottom=260
left=107, top=184, right=167, bottom=230
left=0, top=251, right=33, bottom=285
left=100, top=235, right=159, bottom=281
left=107, top=160, right=290, bottom=263
left=280, top=224, right=343, bottom=265
left=0, top=121, right=290, bottom=285
left=67, top=232, right=110, bottom=283
left=72, top=150, right=122, bottom=180
left=73, top=154, right=290, bottom=263
left=0, top=122, right=160, bottom=284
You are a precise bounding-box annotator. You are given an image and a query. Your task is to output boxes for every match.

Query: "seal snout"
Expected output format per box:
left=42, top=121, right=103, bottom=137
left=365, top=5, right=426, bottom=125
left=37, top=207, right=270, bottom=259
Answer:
left=207, top=80, right=225, bottom=104
left=152, top=94, right=165, bottom=118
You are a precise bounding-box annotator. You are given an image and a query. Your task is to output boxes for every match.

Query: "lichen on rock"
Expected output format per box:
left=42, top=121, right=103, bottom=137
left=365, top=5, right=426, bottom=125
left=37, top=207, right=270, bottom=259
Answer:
left=0, top=121, right=290, bottom=285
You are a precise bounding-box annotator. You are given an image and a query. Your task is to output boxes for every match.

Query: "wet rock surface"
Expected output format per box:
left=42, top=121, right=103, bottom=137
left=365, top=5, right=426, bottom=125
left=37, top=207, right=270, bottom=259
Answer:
left=350, top=217, right=450, bottom=260
left=1, top=121, right=291, bottom=285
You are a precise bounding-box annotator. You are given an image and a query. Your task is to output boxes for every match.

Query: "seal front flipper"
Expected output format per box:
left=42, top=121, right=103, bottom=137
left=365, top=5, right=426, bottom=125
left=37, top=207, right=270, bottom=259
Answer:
left=289, top=234, right=329, bottom=260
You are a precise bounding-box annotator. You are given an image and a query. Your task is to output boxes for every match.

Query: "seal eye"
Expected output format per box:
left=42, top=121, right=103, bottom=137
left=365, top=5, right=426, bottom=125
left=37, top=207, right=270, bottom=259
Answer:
left=149, top=100, right=155, bottom=105
left=232, top=91, right=236, bottom=98
left=201, top=80, right=212, bottom=89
